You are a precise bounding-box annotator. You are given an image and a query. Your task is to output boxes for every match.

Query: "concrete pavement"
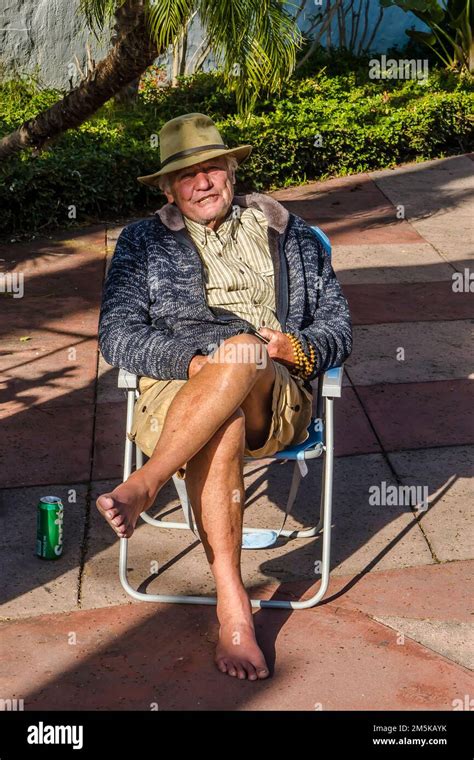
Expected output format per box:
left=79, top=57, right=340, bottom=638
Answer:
left=0, top=154, right=472, bottom=710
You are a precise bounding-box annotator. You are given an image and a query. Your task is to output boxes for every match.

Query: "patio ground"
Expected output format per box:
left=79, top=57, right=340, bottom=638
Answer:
left=0, top=154, right=472, bottom=710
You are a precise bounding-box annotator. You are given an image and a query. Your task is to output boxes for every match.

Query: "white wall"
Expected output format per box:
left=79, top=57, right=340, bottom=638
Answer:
left=0, top=0, right=429, bottom=90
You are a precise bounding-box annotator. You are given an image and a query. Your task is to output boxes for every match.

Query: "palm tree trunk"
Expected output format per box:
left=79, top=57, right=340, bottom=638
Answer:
left=112, top=0, right=144, bottom=104
left=0, top=0, right=159, bottom=159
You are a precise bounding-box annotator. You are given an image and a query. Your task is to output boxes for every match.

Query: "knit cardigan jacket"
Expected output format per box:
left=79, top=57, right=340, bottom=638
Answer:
left=98, top=192, right=353, bottom=383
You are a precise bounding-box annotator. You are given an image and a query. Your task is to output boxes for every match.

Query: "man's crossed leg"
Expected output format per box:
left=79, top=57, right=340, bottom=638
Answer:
left=97, top=334, right=277, bottom=680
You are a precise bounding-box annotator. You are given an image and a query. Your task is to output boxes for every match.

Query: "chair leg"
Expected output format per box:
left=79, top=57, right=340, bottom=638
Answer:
left=307, top=396, right=334, bottom=604
left=135, top=445, right=143, bottom=471
left=123, top=389, right=136, bottom=481
left=258, top=395, right=334, bottom=607
left=315, top=450, right=326, bottom=534
left=172, top=474, right=197, bottom=535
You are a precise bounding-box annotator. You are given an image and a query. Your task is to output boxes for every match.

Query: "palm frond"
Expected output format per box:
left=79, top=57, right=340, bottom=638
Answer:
left=79, top=0, right=127, bottom=33
left=197, top=0, right=303, bottom=114
left=145, top=0, right=195, bottom=50
left=79, top=0, right=303, bottom=115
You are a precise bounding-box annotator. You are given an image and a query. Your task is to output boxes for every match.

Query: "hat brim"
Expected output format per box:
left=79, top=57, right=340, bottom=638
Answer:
left=137, top=145, right=252, bottom=188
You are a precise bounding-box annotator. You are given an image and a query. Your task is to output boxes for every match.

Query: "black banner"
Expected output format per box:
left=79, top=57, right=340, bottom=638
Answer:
left=0, top=710, right=472, bottom=757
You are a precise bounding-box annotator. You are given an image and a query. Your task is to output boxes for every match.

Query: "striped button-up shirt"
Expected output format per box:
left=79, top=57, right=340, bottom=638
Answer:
left=183, top=205, right=281, bottom=332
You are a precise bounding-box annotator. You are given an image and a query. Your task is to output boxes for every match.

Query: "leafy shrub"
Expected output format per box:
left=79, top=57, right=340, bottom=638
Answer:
left=0, top=60, right=472, bottom=237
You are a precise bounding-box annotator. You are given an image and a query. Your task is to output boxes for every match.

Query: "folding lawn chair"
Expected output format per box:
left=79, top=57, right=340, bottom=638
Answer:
left=117, top=226, right=344, bottom=609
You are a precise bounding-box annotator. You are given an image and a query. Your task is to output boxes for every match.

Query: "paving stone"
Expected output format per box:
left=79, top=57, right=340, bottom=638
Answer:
left=344, top=281, right=473, bottom=324
left=388, top=446, right=474, bottom=562
left=346, top=322, right=474, bottom=385
left=357, top=380, right=474, bottom=451
left=272, top=174, right=423, bottom=245
left=0, top=404, right=94, bottom=488
left=333, top=243, right=456, bottom=284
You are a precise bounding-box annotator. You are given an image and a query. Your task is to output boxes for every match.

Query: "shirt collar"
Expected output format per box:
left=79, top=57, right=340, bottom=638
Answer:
left=184, top=204, right=242, bottom=246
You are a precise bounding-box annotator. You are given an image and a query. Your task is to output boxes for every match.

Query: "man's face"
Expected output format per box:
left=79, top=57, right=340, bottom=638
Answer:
left=163, top=156, right=234, bottom=229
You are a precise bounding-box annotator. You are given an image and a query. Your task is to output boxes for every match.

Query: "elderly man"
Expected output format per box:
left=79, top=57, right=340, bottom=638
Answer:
left=97, top=113, right=352, bottom=681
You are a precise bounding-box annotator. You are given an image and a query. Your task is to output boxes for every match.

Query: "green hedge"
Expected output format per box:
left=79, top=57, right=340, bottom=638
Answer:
left=0, top=63, right=473, bottom=237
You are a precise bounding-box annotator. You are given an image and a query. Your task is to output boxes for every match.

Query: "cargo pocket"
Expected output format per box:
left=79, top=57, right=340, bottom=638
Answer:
left=127, top=380, right=176, bottom=453
left=126, top=384, right=161, bottom=444
left=289, top=382, right=313, bottom=445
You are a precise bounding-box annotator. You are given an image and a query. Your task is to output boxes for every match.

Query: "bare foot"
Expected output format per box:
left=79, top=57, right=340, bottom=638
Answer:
left=215, top=593, right=270, bottom=681
left=96, top=468, right=161, bottom=539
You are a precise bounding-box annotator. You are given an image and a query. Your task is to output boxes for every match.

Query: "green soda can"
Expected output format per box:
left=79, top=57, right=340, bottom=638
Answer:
left=36, top=496, right=64, bottom=559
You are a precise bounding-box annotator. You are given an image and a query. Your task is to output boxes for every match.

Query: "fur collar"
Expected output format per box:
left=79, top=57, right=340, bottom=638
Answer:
left=155, top=192, right=289, bottom=235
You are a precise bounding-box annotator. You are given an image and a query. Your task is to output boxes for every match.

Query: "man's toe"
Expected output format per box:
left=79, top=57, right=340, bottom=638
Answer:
left=115, top=521, right=128, bottom=536
left=244, top=662, right=258, bottom=680
left=97, top=495, right=114, bottom=513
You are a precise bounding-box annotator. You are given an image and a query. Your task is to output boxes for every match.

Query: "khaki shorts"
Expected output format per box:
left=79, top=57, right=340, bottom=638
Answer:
left=127, top=361, right=313, bottom=476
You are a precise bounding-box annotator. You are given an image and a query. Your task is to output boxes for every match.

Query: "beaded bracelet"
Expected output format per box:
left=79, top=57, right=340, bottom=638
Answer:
left=285, top=332, right=316, bottom=380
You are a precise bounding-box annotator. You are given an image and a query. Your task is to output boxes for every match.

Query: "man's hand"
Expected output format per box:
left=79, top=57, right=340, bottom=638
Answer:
left=188, top=354, right=209, bottom=378
left=256, top=326, right=296, bottom=370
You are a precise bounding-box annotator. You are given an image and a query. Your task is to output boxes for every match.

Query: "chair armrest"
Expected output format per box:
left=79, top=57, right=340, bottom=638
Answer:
left=118, top=369, right=138, bottom=389
left=321, top=366, right=343, bottom=398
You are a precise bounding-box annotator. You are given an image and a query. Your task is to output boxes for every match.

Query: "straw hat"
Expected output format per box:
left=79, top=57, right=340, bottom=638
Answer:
left=137, top=112, right=252, bottom=187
